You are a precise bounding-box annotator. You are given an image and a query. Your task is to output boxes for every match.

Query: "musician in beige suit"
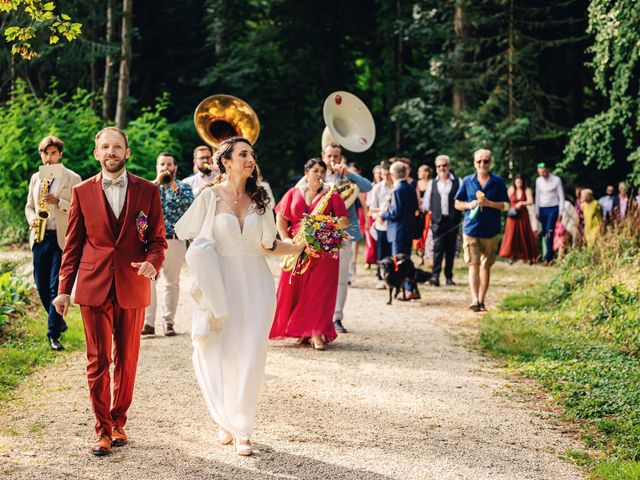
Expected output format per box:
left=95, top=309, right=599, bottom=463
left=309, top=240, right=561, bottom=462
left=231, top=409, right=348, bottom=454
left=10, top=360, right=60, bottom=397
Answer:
left=25, top=135, right=82, bottom=351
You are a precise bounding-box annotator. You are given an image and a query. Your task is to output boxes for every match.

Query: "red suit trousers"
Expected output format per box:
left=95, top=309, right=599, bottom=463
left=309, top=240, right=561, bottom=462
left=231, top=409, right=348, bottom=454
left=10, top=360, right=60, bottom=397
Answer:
left=80, top=296, right=144, bottom=437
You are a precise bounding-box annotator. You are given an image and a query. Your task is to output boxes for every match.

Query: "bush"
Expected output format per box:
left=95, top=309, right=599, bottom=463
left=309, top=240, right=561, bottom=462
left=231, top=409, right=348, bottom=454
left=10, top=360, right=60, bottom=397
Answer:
left=0, top=271, right=31, bottom=339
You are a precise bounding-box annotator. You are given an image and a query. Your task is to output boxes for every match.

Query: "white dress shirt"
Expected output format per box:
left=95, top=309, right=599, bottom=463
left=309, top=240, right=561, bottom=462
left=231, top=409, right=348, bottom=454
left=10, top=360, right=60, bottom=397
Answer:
left=367, top=181, right=394, bottom=231
left=422, top=174, right=456, bottom=216
left=103, top=170, right=128, bottom=218
left=535, top=174, right=564, bottom=214
left=182, top=172, right=216, bottom=197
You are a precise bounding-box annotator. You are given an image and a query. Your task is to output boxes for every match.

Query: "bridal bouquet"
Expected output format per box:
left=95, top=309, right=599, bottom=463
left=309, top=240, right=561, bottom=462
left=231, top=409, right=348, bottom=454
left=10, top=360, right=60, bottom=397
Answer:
left=302, top=213, right=349, bottom=257
left=290, top=213, right=349, bottom=278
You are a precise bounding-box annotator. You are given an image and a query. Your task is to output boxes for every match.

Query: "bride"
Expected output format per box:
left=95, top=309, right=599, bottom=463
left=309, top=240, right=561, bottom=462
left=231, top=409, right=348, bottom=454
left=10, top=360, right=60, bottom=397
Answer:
left=174, top=136, right=303, bottom=456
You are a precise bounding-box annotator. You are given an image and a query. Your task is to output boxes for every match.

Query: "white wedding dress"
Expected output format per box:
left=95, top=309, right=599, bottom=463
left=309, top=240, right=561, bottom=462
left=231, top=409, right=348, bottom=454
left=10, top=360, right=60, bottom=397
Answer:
left=174, top=187, right=277, bottom=439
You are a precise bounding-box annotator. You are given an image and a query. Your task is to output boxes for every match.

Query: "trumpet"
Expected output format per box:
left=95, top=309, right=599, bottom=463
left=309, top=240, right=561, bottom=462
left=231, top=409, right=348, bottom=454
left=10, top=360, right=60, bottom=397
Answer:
left=34, top=179, right=50, bottom=243
left=159, top=171, right=172, bottom=185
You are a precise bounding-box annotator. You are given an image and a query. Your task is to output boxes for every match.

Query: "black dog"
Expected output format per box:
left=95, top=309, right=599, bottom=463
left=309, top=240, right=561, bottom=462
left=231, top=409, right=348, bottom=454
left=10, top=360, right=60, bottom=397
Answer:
left=379, top=254, right=422, bottom=305
left=414, top=268, right=433, bottom=284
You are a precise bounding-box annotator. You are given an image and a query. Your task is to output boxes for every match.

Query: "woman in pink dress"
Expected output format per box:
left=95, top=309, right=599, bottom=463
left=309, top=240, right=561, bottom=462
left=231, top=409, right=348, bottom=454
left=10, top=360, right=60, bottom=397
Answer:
left=270, top=158, right=348, bottom=350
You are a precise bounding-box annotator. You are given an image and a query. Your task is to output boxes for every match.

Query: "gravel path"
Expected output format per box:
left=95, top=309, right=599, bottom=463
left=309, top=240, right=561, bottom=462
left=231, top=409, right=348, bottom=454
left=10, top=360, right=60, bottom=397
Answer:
left=0, top=258, right=584, bottom=479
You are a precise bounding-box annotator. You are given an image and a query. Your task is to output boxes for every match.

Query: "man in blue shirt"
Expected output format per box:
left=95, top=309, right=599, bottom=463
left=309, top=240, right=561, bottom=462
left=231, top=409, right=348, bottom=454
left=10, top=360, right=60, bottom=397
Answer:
left=323, top=144, right=372, bottom=333
left=454, top=149, right=509, bottom=312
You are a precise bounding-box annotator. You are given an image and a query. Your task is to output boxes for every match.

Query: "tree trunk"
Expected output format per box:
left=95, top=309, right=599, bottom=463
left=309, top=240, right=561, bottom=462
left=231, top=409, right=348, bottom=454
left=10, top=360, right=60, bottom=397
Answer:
left=395, top=0, right=403, bottom=151
left=452, top=2, right=467, bottom=115
left=507, top=0, right=514, bottom=177
left=102, top=0, right=116, bottom=120
left=115, top=0, right=133, bottom=128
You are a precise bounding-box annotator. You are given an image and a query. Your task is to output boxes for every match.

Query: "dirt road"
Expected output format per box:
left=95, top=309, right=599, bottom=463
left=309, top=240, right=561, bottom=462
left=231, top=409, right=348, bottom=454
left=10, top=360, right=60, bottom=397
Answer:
left=0, top=260, right=584, bottom=479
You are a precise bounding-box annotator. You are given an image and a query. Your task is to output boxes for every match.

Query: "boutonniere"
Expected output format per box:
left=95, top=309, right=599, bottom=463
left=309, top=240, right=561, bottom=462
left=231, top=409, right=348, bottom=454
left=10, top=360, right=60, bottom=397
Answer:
left=136, top=210, right=148, bottom=243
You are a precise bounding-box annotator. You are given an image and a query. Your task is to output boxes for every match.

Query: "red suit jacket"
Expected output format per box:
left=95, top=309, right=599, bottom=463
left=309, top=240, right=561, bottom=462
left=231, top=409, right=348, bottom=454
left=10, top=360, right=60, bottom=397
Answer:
left=59, top=172, right=167, bottom=308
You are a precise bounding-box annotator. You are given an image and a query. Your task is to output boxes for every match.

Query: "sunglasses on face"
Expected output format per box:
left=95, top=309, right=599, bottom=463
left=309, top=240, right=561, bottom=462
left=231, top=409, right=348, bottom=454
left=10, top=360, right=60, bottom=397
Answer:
left=475, top=159, right=490, bottom=165
left=436, top=164, right=449, bottom=168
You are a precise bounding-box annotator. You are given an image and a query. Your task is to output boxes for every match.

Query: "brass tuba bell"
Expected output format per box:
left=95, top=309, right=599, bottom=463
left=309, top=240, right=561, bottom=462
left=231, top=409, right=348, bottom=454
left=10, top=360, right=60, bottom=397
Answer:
left=321, top=91, right=376, bottom=208
left=194, top=94, right=260, bottom=148
left=322, top=91, right=376, bottom=153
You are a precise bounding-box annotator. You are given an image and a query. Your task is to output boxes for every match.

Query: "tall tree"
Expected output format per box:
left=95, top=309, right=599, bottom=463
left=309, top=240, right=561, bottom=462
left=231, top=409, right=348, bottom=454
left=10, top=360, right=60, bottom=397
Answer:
left=102, top=0, right=116, bottom=120
left=115, top=0, right=132, bottom=128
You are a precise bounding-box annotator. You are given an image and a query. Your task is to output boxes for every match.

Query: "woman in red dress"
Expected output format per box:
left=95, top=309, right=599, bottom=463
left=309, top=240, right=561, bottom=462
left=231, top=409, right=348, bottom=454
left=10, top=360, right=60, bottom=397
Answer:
left=270, top=158, right=349, bottom=350
left=499, top=174, right=539, bottom=264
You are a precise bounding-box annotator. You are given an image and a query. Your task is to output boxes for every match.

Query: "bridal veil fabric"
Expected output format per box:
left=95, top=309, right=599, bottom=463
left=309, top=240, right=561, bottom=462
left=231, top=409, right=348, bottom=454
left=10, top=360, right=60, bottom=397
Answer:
left=175, top=187, right=277, bottom=438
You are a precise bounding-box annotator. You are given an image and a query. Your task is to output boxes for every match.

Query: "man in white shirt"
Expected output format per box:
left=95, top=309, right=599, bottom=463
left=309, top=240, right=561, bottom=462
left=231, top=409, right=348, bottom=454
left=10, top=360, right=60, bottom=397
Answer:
left=422, top=155, right=461, bottom=286
left=181, top=145, right=217, bottom=197
left=367, top=160, right=394, bottom=289
left=534, top=162, right=565, bottom=264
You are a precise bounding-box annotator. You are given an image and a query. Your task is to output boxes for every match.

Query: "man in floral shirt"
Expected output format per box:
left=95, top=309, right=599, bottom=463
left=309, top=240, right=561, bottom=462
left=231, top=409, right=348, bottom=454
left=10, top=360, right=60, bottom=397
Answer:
left=142, top=152, right=194, bottom=336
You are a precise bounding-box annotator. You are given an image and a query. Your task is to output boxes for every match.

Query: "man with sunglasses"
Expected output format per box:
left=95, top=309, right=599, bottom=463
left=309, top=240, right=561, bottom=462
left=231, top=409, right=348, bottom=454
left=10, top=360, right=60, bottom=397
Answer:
left=454, top=149, right=509, bottom=312
left=421, top=155, right=461, bottom=287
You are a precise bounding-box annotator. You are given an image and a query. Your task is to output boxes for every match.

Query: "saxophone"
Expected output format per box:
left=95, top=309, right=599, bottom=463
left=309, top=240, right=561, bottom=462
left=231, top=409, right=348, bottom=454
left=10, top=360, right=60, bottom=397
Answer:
left=281, top=183, right=336, bottom=272
left=34, top=179, right=50, bottom=243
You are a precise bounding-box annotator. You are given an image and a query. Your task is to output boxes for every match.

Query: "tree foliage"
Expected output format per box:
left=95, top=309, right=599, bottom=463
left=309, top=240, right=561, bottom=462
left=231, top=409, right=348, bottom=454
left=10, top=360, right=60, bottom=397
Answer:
left=563, top=0, right=640, bottom=183
left=1, top=0, right=81, bottom=59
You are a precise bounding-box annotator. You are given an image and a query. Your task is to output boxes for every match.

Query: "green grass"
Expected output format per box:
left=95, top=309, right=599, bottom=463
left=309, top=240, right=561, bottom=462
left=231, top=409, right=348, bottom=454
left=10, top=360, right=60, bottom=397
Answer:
left=0, top=299, right=85, bottom=403
left=480, top=234, right=640, bottom=479
left=592, top=462, right=640, bottom=480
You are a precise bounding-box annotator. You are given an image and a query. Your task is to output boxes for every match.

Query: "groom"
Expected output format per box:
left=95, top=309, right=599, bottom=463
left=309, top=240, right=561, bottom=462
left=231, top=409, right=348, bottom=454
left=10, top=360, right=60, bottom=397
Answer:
left=53, top=127, right=166, bottom=456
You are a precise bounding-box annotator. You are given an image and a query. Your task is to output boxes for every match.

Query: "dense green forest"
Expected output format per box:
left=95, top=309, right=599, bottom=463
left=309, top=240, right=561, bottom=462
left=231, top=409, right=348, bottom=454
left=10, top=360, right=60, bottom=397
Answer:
left=0, top=0, right=638, bottom=241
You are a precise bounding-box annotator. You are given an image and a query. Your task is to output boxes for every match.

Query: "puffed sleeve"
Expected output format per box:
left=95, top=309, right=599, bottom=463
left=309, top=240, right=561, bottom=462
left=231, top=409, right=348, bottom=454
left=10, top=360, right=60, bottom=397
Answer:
left=175, top=187, right=217, bottom=243
left=261, top=205, right=277, bottom=248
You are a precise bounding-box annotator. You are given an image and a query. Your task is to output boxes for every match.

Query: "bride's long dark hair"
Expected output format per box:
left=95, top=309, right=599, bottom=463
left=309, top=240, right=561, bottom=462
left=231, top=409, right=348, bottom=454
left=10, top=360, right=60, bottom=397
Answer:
left=212, top=136, right=270, bottom=215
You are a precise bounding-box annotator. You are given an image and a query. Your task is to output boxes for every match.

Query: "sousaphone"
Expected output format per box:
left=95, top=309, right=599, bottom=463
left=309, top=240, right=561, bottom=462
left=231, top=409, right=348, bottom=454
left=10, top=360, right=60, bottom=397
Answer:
left=321, top=91, right=376, bottom=207
left=322, top=91, right=376, bottom=152
left=194, top=94, right=260, bottom=148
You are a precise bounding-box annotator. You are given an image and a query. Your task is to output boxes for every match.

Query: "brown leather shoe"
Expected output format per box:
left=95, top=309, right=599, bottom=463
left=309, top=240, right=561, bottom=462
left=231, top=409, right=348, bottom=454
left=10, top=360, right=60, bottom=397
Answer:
left=111, top=426, right=128, bottom=447
left=90, top=435, right=112, bottom=456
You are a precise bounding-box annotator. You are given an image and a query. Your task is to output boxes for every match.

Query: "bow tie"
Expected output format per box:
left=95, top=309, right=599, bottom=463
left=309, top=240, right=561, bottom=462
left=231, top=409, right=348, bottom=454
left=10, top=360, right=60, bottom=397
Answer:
left=103, top=177, right=125, bottom=190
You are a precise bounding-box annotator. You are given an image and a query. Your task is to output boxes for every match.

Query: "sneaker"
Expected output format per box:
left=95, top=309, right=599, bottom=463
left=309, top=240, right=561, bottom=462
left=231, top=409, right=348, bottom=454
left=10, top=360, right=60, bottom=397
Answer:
left=141, top=324, right=155, bottom=336
left=164, top=324, right=176, bottom=337
left=334, top=320, right=348, bottom=333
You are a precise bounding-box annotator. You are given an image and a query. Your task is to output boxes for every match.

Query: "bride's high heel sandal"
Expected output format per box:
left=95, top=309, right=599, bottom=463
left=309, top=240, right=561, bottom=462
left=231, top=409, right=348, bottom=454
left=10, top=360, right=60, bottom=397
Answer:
left=234, top=435, right=253, bottom=456
left=218, top=427, right=233, bottom=445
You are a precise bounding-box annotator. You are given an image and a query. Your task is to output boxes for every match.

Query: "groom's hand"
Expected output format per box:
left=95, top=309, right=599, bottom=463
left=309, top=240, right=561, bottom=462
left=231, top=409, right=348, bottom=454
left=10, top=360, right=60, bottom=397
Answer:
left=52, top=294, right=71, bottom=317
left=131, top=261, right=157, bottom=279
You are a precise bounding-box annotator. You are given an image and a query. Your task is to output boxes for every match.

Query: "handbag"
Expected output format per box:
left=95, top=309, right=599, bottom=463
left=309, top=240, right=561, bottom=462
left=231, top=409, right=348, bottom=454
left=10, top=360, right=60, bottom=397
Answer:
left=507, top=207, right=519, bottom=218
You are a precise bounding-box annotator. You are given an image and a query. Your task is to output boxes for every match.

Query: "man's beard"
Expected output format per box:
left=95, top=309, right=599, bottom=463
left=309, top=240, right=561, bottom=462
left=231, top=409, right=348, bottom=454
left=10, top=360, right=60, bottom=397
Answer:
left=197, top=164, right=212, bottom=175
left=103, top=157, right=126, bottom=173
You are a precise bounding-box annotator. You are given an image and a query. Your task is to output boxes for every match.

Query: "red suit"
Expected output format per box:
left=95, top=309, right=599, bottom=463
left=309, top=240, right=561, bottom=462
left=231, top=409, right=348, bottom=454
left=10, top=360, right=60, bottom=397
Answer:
left=59, top=172, right=166, bottom=437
